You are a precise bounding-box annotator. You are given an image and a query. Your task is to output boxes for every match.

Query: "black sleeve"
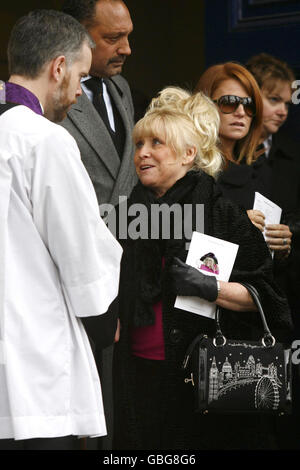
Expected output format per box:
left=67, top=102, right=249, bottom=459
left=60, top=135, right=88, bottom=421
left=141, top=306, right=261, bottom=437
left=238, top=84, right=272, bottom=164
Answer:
left=81, top=297, right=119, bottom=351
left=214, top=199, right=293, bottom=341
left=283, top=210, right=300, bottom=239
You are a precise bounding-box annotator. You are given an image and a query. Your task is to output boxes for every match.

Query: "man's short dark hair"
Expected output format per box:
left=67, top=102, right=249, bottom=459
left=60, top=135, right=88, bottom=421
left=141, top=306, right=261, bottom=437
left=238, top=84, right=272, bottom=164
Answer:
left=62, top=0, right=125, bottom=27
left=8, top=9, right=94, bottom=79
left=62, top=0, right=99, bottom=26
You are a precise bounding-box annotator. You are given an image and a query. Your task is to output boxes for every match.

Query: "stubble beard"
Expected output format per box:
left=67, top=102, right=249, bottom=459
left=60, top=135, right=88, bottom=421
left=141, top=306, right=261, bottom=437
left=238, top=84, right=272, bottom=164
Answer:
left=45, top=75, right=71, bottom=123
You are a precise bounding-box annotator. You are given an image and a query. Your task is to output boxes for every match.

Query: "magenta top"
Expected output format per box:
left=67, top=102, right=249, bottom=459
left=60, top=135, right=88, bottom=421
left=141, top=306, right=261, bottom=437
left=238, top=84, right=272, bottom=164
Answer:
left=131, top=257, right=165, bottom=361
left=131, top=299, right=165, bottom=360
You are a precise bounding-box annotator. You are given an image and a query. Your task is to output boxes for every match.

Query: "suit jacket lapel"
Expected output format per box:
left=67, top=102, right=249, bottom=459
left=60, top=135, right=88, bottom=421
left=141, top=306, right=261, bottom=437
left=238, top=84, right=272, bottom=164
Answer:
left=66, top=92, right=120, bottom=179
left=106, top=78, right=137, bottom=204
left=105, top=77, right=134, bottom=158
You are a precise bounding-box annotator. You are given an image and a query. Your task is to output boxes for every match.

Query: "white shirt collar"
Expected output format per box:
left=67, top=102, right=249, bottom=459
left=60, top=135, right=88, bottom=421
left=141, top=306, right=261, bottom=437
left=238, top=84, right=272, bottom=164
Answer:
left=80, top=76, right=115, bottom=132
left=263, top=135, right=273, bottom=158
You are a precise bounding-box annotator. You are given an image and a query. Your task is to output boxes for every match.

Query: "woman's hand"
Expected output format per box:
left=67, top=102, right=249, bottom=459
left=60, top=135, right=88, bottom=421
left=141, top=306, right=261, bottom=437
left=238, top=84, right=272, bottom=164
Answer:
left=265, top=224, right=292, bottom=257
left=246, top=210, right=265, bottom=232
left=170, top=258, right=256, bottom=311
left=170, top=257, right=218, bottom=302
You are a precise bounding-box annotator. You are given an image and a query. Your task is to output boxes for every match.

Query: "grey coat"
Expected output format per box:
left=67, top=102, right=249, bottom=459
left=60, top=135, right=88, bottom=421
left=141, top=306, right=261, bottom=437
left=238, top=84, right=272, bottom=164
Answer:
left=60, top=75, right=137, bottom=351
left=60, top=75, right=137, bottom=207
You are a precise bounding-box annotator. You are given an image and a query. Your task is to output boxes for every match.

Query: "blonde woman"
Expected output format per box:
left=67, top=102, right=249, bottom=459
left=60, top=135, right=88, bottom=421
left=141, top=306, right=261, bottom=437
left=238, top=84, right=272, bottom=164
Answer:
left=113, top=87, right=291, bottom=450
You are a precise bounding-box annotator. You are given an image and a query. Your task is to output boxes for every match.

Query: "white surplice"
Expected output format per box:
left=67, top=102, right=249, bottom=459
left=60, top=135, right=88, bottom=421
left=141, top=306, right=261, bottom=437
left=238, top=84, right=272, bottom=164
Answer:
left=0, top=105, right=122, bottom=440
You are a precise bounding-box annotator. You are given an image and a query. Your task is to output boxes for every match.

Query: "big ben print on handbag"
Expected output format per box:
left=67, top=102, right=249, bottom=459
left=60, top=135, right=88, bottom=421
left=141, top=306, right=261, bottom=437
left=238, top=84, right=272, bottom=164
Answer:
left=182, top=283, right=292, bottom=414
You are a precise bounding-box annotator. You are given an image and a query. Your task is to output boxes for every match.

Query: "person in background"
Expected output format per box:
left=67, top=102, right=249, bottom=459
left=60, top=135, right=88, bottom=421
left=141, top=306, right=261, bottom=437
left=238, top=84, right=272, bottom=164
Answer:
left=196, top=59, right=300, bottom=449
left=195, top=62, right=263, bottom=200
left=195, top=61, right=295, bottom=281
left=0, top=10, right=122, bottom=450
left=246, top=53, right=300, bottom=450
left=246, top=53, right=300, bottom=322
left=113, top=86, right=292, bottom=450
left=61, top=0, right=136, bottom=207
left=61, top=0, right=137, bottom=449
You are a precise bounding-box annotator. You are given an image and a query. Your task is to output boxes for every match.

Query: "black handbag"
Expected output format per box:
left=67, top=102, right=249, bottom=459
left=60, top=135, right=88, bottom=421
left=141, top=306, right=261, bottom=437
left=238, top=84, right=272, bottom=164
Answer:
left=182, top=283, right=292, bottom=415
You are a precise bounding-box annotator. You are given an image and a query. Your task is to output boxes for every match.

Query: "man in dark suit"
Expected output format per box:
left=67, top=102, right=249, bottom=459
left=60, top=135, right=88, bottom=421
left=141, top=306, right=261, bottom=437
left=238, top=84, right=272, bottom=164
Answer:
left=61, top=0, right=136, bottom=206
left=60, top=0, right=137, bottom=449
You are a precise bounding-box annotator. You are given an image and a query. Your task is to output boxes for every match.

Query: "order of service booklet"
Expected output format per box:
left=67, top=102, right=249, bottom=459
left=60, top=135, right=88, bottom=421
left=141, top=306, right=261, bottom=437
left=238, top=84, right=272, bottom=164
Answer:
left=253, top=192, right=282, bottom=258
left=174, top=232, right=239, bottom=320
left=253, top=191, right=282, bottom=238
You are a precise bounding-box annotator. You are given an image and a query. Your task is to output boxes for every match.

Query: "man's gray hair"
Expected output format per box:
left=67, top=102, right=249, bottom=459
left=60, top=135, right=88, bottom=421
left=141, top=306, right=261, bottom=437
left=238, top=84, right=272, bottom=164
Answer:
left=8, top=9, right=95, bottom=79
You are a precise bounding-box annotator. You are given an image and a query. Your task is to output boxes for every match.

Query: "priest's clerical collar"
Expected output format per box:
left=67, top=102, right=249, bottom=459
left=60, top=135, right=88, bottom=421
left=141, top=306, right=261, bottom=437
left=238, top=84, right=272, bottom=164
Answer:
left=5, top=82, right=43, bottom=116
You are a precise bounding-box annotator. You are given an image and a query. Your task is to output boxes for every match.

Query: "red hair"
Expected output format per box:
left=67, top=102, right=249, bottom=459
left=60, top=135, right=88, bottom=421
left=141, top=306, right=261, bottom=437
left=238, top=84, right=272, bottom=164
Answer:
left=195, top=62, right=263, bottom=164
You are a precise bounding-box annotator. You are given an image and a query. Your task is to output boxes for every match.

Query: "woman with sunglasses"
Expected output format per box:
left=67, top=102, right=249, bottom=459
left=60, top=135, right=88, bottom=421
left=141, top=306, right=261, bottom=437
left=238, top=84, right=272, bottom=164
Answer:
left=195, top=62, right=262, bottom=202
left=195, top=62, right=295, bottom=257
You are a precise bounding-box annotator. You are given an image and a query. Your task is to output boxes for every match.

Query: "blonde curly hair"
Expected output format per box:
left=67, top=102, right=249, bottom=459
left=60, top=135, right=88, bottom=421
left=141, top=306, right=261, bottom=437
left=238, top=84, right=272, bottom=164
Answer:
left=132, top=87, right=224, bottom=178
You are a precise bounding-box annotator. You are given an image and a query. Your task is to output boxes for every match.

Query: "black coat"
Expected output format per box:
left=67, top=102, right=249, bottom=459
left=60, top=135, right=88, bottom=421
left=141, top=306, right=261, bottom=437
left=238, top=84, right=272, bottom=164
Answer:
left=113, top=172, right=292, bottom=450
left=216, top=132, right=300, bottom=332
left=269, top=133, right=300, bottom=329
left=217, top=132, right=300, bottom=228
left=268, top=131, right=300, bottom=232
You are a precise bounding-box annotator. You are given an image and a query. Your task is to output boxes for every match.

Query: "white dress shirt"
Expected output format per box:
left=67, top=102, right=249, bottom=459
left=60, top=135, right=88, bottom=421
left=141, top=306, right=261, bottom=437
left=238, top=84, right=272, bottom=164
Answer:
left=263, top=135, right=273, bottom=158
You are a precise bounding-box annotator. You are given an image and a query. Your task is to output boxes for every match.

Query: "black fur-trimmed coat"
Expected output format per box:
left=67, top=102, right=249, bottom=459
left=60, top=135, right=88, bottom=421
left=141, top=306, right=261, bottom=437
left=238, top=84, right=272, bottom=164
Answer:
left=113, top=171, right=292, bottom=450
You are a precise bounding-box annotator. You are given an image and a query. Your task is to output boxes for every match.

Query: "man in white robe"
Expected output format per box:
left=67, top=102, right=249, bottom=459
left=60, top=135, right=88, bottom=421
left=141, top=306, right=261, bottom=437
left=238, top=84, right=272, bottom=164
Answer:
left=0, top=10, right=122, bottom=449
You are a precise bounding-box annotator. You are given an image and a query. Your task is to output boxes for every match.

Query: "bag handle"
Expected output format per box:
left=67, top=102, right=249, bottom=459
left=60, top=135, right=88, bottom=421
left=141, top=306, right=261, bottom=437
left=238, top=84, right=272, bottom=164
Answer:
left=182, top=333, right=207, bottom=370
left=214, top=282, right=275, bottom=348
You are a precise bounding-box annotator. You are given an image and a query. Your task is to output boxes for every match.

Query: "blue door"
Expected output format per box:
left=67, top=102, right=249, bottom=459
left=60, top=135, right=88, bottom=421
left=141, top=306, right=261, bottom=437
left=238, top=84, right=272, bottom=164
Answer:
left=204, top=0, right=300, bottom=139
left=205, top=0, right=300, bottom=72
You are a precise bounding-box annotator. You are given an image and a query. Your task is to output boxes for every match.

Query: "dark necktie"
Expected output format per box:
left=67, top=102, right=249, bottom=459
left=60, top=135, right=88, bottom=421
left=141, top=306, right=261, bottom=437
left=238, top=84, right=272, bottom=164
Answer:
left=84, top=77, right=112, bottom=132
left=84, top=77, right=126, bottom=160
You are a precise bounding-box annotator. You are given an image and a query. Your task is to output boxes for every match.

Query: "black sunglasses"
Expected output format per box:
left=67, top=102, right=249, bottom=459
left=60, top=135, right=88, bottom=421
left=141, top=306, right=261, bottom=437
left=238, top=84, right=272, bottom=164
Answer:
left=213, top=95, right=256, bottom=117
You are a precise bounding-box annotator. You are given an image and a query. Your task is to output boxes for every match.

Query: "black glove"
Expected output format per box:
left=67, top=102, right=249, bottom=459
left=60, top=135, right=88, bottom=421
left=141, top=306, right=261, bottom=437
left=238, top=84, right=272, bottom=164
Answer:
left=170, top=257, right=218, bottom=302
